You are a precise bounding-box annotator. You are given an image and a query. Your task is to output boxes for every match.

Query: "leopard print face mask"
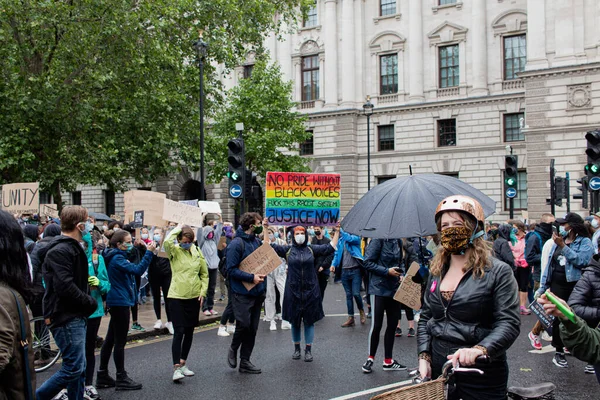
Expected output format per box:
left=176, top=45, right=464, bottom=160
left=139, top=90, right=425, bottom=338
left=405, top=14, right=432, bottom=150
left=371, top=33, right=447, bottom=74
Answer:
left=440, top=226, right=472, bottom=255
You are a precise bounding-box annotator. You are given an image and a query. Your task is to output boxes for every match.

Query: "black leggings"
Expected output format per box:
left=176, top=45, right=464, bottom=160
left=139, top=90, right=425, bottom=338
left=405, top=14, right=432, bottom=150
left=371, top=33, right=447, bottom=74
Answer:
left=203, top=269, right=217, bottom=311
left=368, top=295, right=401, bottom=359
left=85, top=317, right=102, bottom=385
left=150, top=271, right=171, bottom=321
left=131, top=275, right=141, bottom=322
left=172, top=326, right=195, bottom=365
left=99, top=306, right=130, bottom=374
left=400, top=303, right=414, bottom=321
left=515, top=267, right=530, bottom=293
left=220, top=282, right=235, bottom=325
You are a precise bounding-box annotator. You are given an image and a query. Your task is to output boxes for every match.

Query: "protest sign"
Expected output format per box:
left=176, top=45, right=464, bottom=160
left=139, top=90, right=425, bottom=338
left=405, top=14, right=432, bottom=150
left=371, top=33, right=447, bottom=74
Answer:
left=40, top=204, right=59, bottom=219
left=393, top=262, right=422, bottom=310
left=198, top=201, right=222, bottom=214
left=1, top=182, right=39, bottom=215
left=530, top=300, right=555, bottom=335
left=123, top=190, right=166, bottom=226
left=179, top=199, right=198, bottom=207
left=265, top=172, right=340, bottom=226
left=133, top=211, right=144, bottom=228
left=239, top=242, right=282, bottom=291
left=217, top=236, right=227, bottom=251
left=162, top=199, right=205, bottom=227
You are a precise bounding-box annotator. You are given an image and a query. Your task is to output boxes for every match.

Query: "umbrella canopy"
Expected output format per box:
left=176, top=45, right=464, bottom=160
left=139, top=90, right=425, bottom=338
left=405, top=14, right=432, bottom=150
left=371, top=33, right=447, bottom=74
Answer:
left=341, top=174, right=496, bottom=239
left=89, top=212, right=113, bottom=222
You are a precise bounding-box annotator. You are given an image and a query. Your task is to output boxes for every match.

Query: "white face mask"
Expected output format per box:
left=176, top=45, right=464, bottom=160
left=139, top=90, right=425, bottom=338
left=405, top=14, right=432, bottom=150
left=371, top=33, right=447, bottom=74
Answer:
left=269, top=234, right=275, bottom=241
left=593, top=219, right=599, bottom=229
left=295, top=234, right=305, bottom=245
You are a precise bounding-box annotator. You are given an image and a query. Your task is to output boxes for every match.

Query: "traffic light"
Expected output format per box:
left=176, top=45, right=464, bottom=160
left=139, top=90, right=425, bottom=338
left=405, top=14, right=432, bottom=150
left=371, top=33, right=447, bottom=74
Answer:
left=244, top=168, right=253, bottom=199
left=554, top=176, right=567, bottom=200
left=504, top=155, right=518, bottom=194
left=227, top=138, right=245, bottom=198
left=585, top=130, right=600, bottom=177
left=574, top=176, right=589, bottom=209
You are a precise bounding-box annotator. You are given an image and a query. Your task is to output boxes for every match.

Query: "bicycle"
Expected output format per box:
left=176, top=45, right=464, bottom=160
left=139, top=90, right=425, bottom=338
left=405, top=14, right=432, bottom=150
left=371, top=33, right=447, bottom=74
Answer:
left=30, top=316, right=61, bottom=373
left=371, top=357, right=556, bottom=400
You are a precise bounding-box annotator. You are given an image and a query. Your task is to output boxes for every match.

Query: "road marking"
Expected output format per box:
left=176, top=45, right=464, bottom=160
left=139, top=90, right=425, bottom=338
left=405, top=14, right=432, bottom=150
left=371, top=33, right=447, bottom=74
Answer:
left=328, top=379, right=413, bottom=400
left=528, top=345, right=555, bottom=354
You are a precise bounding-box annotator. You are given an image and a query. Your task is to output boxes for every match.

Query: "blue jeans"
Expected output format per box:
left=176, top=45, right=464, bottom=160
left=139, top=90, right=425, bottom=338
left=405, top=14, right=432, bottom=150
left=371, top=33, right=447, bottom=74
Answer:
left=36, top=318, right=87, bottom=400
left=341, top=268, right=364, bottom=316
left=291, top=322, right=315, bottom=345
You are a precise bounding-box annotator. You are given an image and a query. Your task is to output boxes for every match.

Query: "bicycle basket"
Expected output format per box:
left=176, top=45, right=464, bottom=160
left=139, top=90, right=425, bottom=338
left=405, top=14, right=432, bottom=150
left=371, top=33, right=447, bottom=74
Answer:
left=370, top=378, right=445, bottom=400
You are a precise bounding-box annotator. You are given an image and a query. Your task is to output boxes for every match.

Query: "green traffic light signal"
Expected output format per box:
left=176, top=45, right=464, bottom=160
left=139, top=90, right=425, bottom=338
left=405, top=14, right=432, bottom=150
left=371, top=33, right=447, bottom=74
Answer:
left=230, top=171, right=241, bottom=182
left=505, top=177, right=516, bottom=187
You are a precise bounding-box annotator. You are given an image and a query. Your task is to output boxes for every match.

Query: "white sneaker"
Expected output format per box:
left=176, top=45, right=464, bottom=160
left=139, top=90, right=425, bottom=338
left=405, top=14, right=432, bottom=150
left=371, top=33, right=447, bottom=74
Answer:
left=210, top=310, right=219, bottom=315
left=84, top=385, right=99, bottom=399
left=173, top=368, right=185, bottom=381
left=226, top=324, right=236, bottom=334
left=165, top=321, right=174, bottom=335
left=541, top=331, right=552, bottom=342
left=275, top=313, right=282, bottom=321
left=180, top=365, right=195, bottom=376
left=281, top=320, right=291, bottom=330
left=217, top=325, right=230, bottom=337
left=270, top=320, right=277, bottom=331
left=154, top=320, right=163, bottom=330
left=52, top=389, right=68, bottom=400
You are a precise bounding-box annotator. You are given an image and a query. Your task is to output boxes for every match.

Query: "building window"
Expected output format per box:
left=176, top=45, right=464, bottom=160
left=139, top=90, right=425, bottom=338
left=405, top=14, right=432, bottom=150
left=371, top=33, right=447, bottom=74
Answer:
left=437, top=172, right=459, bottom=180
left=303, top=4, right=317, bottom=27
left=438, top=119, right=456, bottom=147
left=439, top=45, right=459, bottom=88
left=71, top=191, right=82, bottom=206
left=302, top=55, right=319, bottom=101
left=504, top=35, right=526, bottom=80
left=300, top=131, right=314, bottom=156
left=138, top=187, right=151, bottom=191
left=378, top=125, right=395, bottom=151
left=39, top=192, right=52, bottom=204
left=380, top=0, right=396, bottom=16
left=104, top=190, right=115, bottom=216
left=380, top=54, right=398, bottom=95
left=503, top=170, right=528, bottom=211
left=504, top=113, right=524, bottom=142
left=377, top=176, right=396, bottom=185
left=439, top=0, right=457, bottom=4
left=243, top=64, right=254, bottom=79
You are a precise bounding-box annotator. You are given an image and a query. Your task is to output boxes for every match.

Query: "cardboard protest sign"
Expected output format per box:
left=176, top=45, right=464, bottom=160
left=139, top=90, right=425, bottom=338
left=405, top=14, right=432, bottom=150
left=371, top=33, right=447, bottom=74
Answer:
left=217, top=236, right=227, bottom=251
left=530, top=300, right=555, bottom=335
left=179, top=199, right=198, bottom=207
left=133, top=211, right=144, bottom=228
left=40, top=204, right=59, bottom=219
left=123, top=190, right=166, bottom=226
left=162, top=199, right=205, bottom=227
left=239, top=242, right=282, bottom=291
left=198, top=201, right=222, bottom=214
left=265, top=172, right=340, bottom=226
left=393, top=262, right=422, bottom=310
left=1, top=182, right=40, bottom=215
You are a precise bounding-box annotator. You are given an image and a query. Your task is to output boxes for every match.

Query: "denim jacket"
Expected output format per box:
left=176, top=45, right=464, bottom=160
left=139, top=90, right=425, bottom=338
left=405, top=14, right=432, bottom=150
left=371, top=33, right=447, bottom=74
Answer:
left=537, top=236, right=594, bottom=295
left=331, top=230, right=363, bottom=269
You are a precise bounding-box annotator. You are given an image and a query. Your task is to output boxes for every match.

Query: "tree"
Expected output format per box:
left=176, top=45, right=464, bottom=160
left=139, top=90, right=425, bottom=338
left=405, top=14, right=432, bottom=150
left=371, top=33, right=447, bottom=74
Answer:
left=207, top=59, right=311, bottom=184
left=0, top=0, right=311, bottom=207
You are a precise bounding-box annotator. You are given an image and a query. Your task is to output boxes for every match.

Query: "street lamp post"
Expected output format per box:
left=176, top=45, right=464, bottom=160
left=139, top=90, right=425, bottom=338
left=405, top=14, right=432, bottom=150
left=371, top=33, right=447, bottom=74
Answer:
left=194, top=35, right=208, bottom=201
left=363, top=96, right=374, bottom=191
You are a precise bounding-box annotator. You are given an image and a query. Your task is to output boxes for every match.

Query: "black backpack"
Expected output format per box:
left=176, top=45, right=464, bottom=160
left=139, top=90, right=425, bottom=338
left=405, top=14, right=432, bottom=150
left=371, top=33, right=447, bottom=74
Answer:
left=218, top=238, right=246, bottom=278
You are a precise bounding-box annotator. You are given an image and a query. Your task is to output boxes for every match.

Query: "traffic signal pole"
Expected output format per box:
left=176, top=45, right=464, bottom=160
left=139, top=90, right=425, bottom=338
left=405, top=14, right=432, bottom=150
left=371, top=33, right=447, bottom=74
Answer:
left=238, top=125, right=246, bottom=216
left=550, top=159, right=556, bottom=216
left=566, top=172, right=571, bottom=212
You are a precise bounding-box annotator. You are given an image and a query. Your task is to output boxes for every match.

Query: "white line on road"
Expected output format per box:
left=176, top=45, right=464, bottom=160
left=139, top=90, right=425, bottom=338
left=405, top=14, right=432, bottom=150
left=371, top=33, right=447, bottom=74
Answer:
left=528, top=345, right=555, bottom=354
left=328, top=379, right=413, bottom=400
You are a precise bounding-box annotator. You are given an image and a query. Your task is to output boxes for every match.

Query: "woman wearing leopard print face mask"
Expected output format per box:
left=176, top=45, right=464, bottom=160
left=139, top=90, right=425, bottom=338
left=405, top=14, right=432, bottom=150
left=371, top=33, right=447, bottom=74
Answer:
left=417, top=195, right=520, bottom=400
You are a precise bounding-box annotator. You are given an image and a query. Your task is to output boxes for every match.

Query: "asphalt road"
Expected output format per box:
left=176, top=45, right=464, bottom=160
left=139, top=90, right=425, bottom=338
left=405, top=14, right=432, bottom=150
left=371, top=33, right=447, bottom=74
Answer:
left=37, top=281, right=597, bottom=399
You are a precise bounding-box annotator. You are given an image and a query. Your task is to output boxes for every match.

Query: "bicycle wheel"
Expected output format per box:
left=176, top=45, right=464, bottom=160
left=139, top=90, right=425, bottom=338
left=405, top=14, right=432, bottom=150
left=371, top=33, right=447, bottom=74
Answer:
left=30, top=316, right=61, bottom=373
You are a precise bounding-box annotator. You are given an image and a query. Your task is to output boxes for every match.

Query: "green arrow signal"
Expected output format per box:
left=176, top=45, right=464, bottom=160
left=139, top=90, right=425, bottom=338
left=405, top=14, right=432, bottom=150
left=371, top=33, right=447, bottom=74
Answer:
left=231, top=172, right=241, bottom=182
left=505, top=177, right=516, bottom=187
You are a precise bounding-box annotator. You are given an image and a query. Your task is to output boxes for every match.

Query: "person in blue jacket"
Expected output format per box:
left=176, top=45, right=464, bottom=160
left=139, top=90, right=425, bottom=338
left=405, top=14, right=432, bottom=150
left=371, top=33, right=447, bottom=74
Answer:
left=270, top=224, right=339, bottom=362
left=536, top=212, right=593, bottom=369
left=330, top=228, right=365, bottom=327
left=96, top=230, right=155, bottom=391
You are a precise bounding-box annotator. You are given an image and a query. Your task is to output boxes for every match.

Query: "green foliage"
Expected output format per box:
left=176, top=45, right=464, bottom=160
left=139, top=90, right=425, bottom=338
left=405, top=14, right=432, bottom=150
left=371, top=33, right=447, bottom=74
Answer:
left=208, top=58, right=311, bottom=183
left=0, top=0, right=310, bottom=203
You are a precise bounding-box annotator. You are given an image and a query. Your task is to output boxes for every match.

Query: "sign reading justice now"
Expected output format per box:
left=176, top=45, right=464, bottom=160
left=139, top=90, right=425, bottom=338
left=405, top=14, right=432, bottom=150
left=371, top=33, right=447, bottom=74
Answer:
left=265, top=172, right=340, bottom=226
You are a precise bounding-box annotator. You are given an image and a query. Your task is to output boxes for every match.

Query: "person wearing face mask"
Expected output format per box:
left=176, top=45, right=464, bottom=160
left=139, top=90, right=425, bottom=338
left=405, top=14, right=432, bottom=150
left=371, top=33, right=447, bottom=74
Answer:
left=163, top=223, right=209, bottom=382
left=508, top=220, right=530, bottom=315
left=417, top=196, right=520, bottom=400
left=148, top=227, right=174, bottom=334
left=591, top=212, right=600, bottom=254
left=492, top=224, right=515, bottom=270
left=36, top=206, right=98, bottom=400
left=262, top=226, right=292, bottom=331
left=197, top=215, right=224, bottom=316
left=269, top=224, right=340, bottom=362
left=312, top=227, right=334, bottom=303
left=140, top=227, right=152, bottom=245
left=536, top=212, right=593, bottom=369
left=97, top=230, right=155, bottom=390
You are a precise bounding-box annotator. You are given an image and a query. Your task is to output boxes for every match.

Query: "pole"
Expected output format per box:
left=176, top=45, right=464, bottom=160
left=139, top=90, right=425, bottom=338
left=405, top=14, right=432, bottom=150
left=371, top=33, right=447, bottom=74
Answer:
left=367, top=114, right=371, bottom=191
left=239, top=128, right=246, bottom=216
left=194, top=38, right=208, bottom=201
left=566, top=172, right=571, bottom=212
left=550, top=159, right=556, bottom=216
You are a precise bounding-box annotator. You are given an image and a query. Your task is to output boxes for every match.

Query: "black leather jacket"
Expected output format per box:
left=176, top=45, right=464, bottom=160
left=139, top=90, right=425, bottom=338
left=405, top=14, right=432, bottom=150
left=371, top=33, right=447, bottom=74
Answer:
left=417, top=257, right=520, bottom=360
left=364, top=239, right=405, bottom=297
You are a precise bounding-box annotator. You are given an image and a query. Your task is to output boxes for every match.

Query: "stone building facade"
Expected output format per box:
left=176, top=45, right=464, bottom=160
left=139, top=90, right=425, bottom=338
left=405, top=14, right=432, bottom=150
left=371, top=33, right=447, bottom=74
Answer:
left=64, top=0, right=600, bottom=223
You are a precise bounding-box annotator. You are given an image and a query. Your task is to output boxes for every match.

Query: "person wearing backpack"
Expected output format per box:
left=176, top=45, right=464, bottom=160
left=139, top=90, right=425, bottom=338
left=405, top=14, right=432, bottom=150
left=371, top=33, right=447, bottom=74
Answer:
left=269, top=224, right=340, bottom=362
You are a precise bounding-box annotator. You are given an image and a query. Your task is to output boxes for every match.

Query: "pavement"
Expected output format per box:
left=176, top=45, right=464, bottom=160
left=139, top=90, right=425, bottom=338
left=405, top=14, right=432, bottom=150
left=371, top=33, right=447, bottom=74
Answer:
left=37, top=281, right=598, bottom=400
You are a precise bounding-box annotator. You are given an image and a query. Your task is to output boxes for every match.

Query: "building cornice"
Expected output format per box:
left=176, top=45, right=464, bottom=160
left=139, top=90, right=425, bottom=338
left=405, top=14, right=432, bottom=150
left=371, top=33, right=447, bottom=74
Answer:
left=519, top=62, right=600, bottom=80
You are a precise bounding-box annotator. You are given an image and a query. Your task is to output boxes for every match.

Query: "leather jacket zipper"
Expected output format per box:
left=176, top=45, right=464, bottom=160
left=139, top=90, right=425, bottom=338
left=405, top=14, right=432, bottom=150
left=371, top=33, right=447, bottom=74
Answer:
left=439, top=270, right=472, bottom=324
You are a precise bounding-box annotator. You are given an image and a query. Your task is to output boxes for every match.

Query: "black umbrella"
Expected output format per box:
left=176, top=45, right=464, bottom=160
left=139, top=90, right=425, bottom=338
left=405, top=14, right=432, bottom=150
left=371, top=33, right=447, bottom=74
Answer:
left=341, top=174, right=496, bottom=239
left=89, top=212, right=113, bottom=222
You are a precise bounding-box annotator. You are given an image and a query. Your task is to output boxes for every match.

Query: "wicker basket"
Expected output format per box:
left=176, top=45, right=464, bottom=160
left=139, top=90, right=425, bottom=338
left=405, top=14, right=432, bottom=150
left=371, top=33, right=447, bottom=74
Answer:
left=370, top=378, right=446, bottom=400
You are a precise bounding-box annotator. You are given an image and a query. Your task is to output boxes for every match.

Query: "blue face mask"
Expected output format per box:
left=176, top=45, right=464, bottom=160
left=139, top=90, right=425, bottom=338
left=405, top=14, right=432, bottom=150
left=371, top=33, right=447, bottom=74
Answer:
left=274, top=232, right=280, bottom=239
left=80, top=221, right=94, bottom=234
left=123, top=243, right=133, bottom=252
left=180, top=242, right=192, bottom=250
left=511, top=227, right=518, bottom=235
left=153, top=234, right=162, bottom=242
left=559, top=226, right=569, bottom=238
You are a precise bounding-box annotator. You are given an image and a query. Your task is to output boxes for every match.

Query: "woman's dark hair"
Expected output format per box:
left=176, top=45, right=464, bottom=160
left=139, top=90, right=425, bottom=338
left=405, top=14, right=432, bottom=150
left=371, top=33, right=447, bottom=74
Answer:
left=108, top=221, right=123, bottom=230
left=178, top=227, right=195, bottom=242
left=109, top=230, right=131, bottom=248
left=23, top=224, right=39, bottom=242
left=43, top=223, right=62, bottom=238
left=239, top=212, right=262, bottom=231
left=0, top=211, right=32, bottom=302
left=571, top=222, right=591, bottom=239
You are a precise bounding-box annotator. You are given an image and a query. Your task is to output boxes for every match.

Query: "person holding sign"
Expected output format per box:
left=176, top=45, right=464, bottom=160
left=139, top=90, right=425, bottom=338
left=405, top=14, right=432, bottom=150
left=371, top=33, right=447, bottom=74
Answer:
left=163, top=224, right=209, bottom=382
left=417, top=196, right=520, bottom=400
left=269, top=224, right=340, bottom=362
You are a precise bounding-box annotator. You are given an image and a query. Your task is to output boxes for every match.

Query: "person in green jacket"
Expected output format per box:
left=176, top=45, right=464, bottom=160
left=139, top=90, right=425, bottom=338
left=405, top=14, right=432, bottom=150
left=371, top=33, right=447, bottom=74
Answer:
left=164, top=224, right=209, bottom=382
left=83, top=230, right=110, bottom=399
left=538, top=292, right=600, bottom=383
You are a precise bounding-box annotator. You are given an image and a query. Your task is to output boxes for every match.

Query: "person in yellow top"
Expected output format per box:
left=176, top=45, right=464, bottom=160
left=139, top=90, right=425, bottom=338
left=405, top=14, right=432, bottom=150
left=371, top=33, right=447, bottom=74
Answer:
left=164, top=223, right=209, bottom=382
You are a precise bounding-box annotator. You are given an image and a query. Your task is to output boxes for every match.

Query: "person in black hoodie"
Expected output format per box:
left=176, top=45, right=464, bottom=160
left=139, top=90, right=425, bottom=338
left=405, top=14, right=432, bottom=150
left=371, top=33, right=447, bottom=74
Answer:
left=493, top=224, right=515, bottom=269
left=30, top=223, right=62, bottom=318
left=312, top=226, right=334, bottom=303
left=36, top=206, right=98, bottom=400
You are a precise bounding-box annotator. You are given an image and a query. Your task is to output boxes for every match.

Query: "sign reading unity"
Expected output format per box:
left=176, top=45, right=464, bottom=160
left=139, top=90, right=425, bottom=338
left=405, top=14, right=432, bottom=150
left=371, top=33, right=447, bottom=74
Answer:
left=239, top=242, right=282, bottom=291
left=1, top=182, right=40, bottom=215
left=265, top=172, right=341, bottom=227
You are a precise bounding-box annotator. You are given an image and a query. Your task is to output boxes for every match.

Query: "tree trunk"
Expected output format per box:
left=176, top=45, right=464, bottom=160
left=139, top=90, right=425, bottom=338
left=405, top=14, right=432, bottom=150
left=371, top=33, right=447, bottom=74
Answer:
left=50, top=181, right=63, bottom=213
